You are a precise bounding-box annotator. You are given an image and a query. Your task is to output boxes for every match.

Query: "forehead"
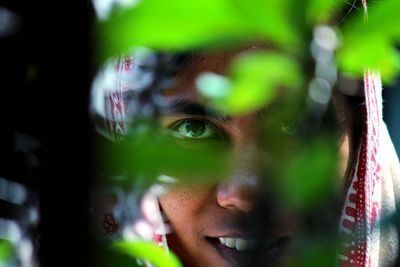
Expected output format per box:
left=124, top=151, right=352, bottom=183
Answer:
left=163, top=52, right=237, bottom=100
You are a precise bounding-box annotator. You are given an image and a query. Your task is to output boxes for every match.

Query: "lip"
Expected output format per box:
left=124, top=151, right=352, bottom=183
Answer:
left=206, top=236, right=289, bottom=266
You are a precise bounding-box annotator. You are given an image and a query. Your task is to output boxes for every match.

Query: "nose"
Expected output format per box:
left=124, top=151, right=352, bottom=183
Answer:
left=216, top=145, right=260, bottom=213
left=216, top=173, right=259, bottom=212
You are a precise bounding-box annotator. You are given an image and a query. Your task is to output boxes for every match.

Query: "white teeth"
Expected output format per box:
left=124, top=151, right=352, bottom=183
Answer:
left=218, top=237, right=254, bottom=251
left=225, top=238, right=235, bottom=248
left=235, top=239, right=247, bottom=251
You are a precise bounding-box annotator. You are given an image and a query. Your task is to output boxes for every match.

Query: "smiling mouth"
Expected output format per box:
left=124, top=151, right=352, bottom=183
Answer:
left=206, top=236, right=289, bottom=266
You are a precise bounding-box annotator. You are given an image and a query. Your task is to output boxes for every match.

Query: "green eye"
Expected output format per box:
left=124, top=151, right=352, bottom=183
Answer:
left=169, top=119, right=221, bottom=139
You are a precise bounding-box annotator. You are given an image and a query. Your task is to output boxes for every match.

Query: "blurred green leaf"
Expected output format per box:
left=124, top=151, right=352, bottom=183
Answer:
left=102, top=129, right=232, bottom=182
left=232, top=0, right=303, bottom=50
left=343, top=0, right=400, bottom=40
left=286, top=238, right=339, bottom=267
left=337, top=0, right=400, bottom=82
left=111, top=241, right=182, bottom=267
left=198, top=52, right=303, bottom=115
left=96, top=0, right=305, bottom=60
left=306, top=0, right=345, bottom=24
left=278, top=137, right=338, bottom=210
left=337, top=34, right=400, bottom=82
left=97, top=0, right=259, bottom=58
left=0, top=240, right=14, bottom=263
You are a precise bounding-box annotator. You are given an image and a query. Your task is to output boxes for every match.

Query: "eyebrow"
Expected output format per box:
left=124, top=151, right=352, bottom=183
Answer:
left=161, top=99, right=231, bottom=123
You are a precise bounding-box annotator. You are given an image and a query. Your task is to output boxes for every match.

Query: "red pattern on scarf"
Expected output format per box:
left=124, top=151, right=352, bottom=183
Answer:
left=103, top=55, right=133, bottom=142
left=339, top=72, right=382, bottom=267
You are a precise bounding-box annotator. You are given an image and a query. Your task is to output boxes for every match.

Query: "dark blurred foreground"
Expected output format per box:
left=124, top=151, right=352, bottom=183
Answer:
left=0, top=1, right=93, bottom=266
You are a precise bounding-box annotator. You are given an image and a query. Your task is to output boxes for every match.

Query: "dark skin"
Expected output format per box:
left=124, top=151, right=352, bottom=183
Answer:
left=157, top=52, right=351, bottom=267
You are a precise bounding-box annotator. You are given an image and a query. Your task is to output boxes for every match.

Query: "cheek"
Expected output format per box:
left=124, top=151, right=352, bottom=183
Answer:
left=160, top=183, right=215, bottom=222
left=159, top=183, right=218, bottom=266
left=160, top=185, right=194, bottom=221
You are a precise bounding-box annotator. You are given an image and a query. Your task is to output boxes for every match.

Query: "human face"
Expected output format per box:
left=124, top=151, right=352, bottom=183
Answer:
left=157, top=52, right=350, bottom=267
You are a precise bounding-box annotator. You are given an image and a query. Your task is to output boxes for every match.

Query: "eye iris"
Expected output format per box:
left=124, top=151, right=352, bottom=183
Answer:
left=184, top=120, right=205, bottom=138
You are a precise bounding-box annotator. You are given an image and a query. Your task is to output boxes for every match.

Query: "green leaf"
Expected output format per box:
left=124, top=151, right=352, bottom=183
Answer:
left=96, top=0, right=306, bottom=60
left=111, top=241, right=183, bottom=267
left=337, top=0, right=400, bottom=82
left=337, top=34, right=400, bottom=83
left=231, top=0, right=303, bottom=50
left=102, top=129, right=232, bottom=182
left=306, top=0, right=345, bottom=24
left=0, top=240, right=14, bottom=263
left=197, top=52, right=303, bottom=115
left=343, top=0, right=400, bottom=40
left=278, top=137, right=338, bottom=210
left=96, top=0, right=261, bottom=58
left=288, top=238, right=339, bottom=267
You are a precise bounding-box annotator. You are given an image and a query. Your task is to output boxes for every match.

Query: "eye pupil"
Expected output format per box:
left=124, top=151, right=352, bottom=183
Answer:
left=185, top=120, right=205, bottom=138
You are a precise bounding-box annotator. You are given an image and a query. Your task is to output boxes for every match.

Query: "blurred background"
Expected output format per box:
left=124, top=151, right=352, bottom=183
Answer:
left=384, top=76, right=400, bottom=156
